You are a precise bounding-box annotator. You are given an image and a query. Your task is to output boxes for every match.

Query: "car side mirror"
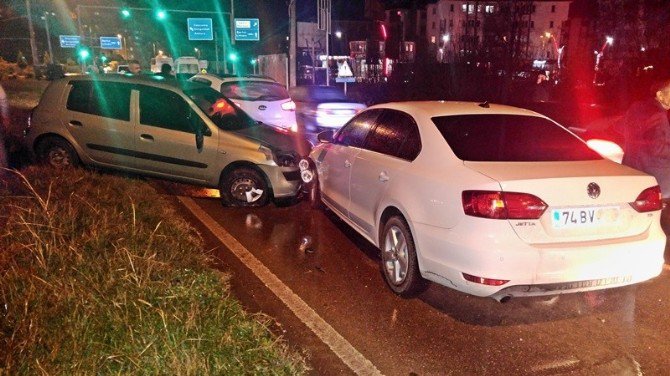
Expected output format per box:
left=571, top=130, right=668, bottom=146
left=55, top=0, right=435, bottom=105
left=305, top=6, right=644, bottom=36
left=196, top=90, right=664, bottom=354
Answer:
left=317, top=130, right=334, bottom=143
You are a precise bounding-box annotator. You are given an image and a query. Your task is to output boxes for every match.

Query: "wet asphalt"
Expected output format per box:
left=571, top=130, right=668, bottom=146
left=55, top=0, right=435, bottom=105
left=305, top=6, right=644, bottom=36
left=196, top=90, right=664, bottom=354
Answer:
left=154, top=181, right=670, bottom=376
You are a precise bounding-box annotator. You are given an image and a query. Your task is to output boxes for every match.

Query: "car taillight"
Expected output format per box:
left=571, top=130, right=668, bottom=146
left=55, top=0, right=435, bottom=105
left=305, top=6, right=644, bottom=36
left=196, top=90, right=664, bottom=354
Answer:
left=281, top=100, right=296, bottom=111
left=462, top=190, right=547, bottom=220
left=462, top=273, right=509, bottom=286
left=630, top=186, right=663, bottom=212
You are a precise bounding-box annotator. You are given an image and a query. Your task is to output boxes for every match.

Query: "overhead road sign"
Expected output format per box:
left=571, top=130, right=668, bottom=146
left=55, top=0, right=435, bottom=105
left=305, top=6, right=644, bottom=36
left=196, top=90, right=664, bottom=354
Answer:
left=59, top=35, right=81, bottom=48
left=100, top=36, right=122, bottom=50
left=187, top=18, right=213, bottom=41
left=234, top=18, right=260, bottom=41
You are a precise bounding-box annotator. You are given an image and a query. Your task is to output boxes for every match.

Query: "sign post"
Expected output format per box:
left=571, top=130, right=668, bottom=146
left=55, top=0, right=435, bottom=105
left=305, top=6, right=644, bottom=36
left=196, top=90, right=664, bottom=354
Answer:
left=59, top=35, right=81, bottom=48
left=99, top=36, right=122, bottom=50
left=234, top=18, right=260, bottom=41
left=187, top=18, right=214, bottom=41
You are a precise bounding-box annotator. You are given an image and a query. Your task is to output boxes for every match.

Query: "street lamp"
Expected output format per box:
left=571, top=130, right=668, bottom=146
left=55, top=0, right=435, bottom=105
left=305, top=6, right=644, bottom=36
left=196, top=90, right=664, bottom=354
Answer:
left=335, top=30, right=342, bottom=39
left=606, top=36, right=614, bottom=45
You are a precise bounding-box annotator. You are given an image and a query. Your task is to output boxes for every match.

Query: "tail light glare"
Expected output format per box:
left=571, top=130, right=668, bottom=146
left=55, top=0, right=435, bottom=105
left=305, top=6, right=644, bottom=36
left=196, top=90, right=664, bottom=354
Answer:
left=630, top=185, right=663, bottom=212
left=462, top=273, right=509, bottom=286
left=281, top=100, right=296, bottom=111
left=462, top=190, right=547, bottom=220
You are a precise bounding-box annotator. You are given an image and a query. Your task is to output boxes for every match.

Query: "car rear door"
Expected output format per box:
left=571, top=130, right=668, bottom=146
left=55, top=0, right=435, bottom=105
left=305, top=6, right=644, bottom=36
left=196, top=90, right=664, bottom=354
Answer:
left=349, top=109, right=422, bottom=238
left=62, top=80, right=136, bottom=167
left=132, top=84, right=217, bottom=183
left=317, top=110, right=381, bottom=218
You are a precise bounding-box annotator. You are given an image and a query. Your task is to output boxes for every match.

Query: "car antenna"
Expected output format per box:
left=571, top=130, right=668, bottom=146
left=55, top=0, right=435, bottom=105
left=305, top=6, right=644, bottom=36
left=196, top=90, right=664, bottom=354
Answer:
left=478, top=101, right=490, bottom=108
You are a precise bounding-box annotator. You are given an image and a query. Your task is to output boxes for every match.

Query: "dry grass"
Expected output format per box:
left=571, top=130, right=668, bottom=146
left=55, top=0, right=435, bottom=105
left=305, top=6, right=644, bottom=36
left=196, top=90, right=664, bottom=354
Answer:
left=0, top=166, right=307, bottom=375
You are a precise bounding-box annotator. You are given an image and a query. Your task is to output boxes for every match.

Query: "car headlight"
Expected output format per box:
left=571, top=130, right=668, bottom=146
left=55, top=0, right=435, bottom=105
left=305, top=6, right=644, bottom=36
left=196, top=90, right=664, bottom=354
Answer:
left=260, top=145, right=299, bottom=167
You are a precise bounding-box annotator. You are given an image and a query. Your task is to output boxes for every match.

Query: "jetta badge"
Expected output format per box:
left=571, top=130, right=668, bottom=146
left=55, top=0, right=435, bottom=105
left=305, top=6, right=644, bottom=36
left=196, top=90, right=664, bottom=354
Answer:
left=587, top=182, right=601, bottom=199
left=258, top=105, right=267, bottom=111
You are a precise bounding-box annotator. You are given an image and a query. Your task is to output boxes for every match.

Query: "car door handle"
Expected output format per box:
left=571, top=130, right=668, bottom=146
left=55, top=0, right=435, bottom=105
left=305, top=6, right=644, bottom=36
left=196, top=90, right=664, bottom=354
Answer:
left=379, top=171, right=390, bottom=182
left=68, top=120, right=83, bottom=127
left=344, top=160, right=352, bottom=168
left=140, top=134, right=154, bottom=141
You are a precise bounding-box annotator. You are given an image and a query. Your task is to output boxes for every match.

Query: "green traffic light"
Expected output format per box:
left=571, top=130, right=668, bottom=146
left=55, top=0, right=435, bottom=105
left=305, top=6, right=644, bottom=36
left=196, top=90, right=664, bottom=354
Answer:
left=100, top=55, right=108, bottom=62
left=156, top=10, right=167, bottom=20
left=120, top=8, right=130, bottom=18
left=228, top=52, right=238, bottom=62
left=78, top=49, right=90, bottom=59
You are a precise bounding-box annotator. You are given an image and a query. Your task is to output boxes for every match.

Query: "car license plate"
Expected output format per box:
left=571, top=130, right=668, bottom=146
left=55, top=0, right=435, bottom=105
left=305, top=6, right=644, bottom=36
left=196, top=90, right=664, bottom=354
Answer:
left=551, top=206, right=619, bottom=228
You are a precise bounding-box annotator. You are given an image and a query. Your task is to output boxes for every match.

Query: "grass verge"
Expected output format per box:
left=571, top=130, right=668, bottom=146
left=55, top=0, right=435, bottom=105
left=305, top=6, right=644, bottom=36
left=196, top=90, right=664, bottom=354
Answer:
left=0, top=166, right=307, bottom=375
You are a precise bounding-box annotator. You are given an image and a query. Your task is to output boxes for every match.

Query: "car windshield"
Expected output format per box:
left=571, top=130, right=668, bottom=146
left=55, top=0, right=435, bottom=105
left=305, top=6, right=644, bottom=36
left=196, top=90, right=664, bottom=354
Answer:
left=221, top=81, right=289, bottom=101
left=185, top=87, right=258, bottom=131
left=432, top=114, right=602, bottom=162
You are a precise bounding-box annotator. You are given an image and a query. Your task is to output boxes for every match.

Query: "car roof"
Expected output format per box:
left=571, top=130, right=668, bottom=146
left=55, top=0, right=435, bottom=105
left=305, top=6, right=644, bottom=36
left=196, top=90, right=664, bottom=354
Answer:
left=61, top=73, right=210, bottom=92
left=368, top=101, right=545, bottom=119
left=192, top=73, right=278, bottom=84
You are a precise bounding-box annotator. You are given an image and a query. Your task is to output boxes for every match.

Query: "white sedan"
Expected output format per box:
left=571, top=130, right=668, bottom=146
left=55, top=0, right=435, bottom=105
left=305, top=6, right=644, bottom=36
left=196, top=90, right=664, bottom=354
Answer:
left=303, top=101, right=665, bottom=301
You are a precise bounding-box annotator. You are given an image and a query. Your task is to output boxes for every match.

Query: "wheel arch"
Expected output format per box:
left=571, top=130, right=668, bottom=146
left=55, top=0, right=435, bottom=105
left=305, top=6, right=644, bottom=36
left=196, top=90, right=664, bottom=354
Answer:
left=33, top=133, right=83, bottom=163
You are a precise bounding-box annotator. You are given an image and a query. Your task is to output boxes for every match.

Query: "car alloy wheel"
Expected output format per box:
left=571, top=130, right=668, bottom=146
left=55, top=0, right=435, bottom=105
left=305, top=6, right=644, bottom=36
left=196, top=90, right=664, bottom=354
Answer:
left=380, top=216, right=428, bottom=297
left=38, top=138, right=79, bottom=169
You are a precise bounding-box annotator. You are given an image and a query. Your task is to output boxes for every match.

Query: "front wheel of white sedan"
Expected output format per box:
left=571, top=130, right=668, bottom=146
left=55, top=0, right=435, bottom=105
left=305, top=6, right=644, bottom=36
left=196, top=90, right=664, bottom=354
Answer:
left=380, top=216, right=428, bottom=297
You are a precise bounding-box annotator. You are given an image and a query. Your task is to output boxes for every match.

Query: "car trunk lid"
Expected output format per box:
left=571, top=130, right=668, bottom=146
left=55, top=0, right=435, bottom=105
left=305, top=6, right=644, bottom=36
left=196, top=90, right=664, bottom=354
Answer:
left=464, top=160, right=659, bottom=244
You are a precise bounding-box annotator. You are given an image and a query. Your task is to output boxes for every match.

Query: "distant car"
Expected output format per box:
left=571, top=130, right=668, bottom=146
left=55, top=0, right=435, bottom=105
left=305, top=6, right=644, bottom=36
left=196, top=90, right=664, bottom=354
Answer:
left=189, top=73, right=297, bottom=132
left=289, top=85, right=366, bottom=142
left=304, top=101, right=665, bottom=300
left=24, top=74, right=311, bottom=207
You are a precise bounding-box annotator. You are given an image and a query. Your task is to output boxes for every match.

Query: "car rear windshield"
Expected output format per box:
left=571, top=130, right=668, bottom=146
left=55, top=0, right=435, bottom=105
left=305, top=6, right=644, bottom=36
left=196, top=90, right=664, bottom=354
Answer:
left=221, top=81, right=289, bottom=101
left=432, top=114, right=602, bottom=162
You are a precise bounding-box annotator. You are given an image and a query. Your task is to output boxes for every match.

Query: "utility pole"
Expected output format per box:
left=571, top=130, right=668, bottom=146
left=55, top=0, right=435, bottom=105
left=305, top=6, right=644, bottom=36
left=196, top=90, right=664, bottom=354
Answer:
left=25, top=0, right=39, bottom=65
left=43, top=12, right=54, bottom=63
left=288, top=0, right=296, bottom=87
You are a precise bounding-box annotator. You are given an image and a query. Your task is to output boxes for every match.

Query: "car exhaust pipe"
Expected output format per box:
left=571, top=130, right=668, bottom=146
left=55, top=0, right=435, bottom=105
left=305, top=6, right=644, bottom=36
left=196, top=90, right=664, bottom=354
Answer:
left=496, top=295, right=512, bottom=304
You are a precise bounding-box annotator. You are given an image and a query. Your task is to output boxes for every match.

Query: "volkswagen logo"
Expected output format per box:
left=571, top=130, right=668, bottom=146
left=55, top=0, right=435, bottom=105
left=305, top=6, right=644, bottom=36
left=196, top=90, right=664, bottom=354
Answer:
left=587, top=182, right=601, bottom=199
left=258, top=105, right=267, bottom=111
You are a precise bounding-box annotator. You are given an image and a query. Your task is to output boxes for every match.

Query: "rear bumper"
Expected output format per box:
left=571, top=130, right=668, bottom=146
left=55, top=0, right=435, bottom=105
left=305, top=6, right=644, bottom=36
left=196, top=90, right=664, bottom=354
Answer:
left=414, top=220, right=666, bottom=298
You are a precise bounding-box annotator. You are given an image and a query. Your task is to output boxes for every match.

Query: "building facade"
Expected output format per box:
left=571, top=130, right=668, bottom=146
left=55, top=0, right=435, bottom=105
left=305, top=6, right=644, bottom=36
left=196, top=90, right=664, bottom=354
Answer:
left=425, top=1, right=571, bottom=63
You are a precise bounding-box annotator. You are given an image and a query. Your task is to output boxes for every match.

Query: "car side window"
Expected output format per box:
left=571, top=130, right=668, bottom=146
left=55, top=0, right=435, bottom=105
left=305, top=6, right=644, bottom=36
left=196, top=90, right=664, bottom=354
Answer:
left=66, top=81, right=131, bottom=121
left=139, top=86, right=193, bottom=133
left=333, top=110, right=381, bottom=148
left=365, top=110, right=421, bottom=161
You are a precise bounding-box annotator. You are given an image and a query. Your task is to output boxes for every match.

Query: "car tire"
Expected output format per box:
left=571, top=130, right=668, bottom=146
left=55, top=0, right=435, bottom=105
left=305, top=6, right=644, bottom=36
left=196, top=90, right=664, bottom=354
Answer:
left=220, top=167, right=270, bottom=207
left=37, top=137, right=80, bottom=169
left=380, top=216, right=428, bottom=297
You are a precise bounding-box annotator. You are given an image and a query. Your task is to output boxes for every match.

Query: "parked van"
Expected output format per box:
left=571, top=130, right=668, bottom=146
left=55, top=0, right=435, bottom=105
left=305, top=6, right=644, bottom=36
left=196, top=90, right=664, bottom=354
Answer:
left=24, top=75, right=311, bottom=206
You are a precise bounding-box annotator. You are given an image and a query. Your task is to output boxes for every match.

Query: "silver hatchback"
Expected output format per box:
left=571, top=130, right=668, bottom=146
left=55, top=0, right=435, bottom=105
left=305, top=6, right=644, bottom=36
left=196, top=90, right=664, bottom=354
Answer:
left=24, top=74, right=311, bottom=206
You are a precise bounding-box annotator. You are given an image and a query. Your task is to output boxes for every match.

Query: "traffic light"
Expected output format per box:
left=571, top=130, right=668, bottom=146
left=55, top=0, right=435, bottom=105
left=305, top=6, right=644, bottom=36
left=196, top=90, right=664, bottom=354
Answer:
left=156, top=10, right=167, bottom=20
left=76, top=46, right=90, bottom=61
left=228, top=52, right=238, bottom=62
left=100, top=55, right=108, bottom=63
left=120, top=8, right=131, bottom=19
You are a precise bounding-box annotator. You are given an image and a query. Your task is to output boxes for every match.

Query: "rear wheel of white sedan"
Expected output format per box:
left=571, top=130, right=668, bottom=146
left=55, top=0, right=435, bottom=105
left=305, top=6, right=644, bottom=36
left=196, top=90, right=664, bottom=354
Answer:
left=380, top=216, right=428, bottom=297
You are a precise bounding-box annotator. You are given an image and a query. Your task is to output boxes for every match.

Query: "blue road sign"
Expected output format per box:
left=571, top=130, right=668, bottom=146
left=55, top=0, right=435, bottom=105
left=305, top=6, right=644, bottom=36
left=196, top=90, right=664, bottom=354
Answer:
left=100, top=36, right=122, bottom=50
left=234, top=18, right=260, bottom=41
left=59, top=35, right=81, bottom=48
left=187, top=18, right=213, bottom=41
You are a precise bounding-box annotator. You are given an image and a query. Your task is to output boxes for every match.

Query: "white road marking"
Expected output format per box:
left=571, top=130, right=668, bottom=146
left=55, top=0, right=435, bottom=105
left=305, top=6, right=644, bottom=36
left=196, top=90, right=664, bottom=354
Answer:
left=178, top=197, right=382, bottom=376
left=530, top=357, right=580, bottom=373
